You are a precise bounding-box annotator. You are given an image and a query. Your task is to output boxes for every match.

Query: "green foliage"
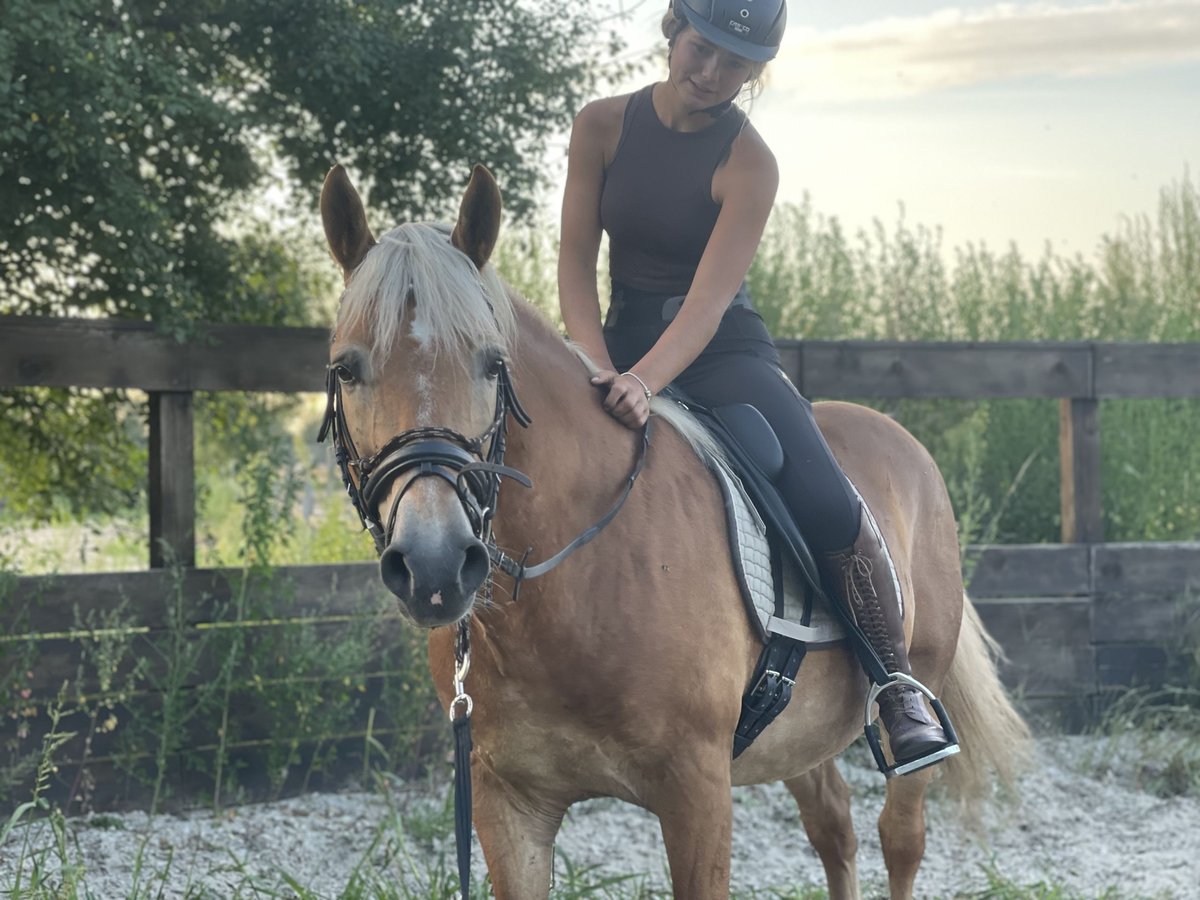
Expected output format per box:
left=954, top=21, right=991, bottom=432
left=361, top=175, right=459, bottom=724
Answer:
left=0, top=389, right=145, bottom=522
left=0, top=0, right=619, bottom=519
left=960, top=861, right=1134, bottom=899
left=749, top=175, right=1198, bottom=340
left=0, top=0, right=616, bottom=322
left=114, top=561, right=225, bottom=816
left=747, top=174, right=1200, bottom=543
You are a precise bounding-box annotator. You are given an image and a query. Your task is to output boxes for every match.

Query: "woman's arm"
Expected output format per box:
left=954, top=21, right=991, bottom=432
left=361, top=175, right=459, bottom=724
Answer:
left=603, top=127, right=780, bottom=428
left=558, top=100, right=619, bottom=371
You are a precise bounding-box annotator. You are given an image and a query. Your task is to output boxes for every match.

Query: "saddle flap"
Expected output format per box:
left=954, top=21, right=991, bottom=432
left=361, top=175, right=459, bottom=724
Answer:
left=713, top=404, right=785, bottom=481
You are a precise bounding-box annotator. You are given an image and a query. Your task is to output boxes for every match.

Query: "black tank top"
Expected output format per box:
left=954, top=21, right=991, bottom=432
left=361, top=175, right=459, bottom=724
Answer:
left=600, top=84, right=746, bottom=296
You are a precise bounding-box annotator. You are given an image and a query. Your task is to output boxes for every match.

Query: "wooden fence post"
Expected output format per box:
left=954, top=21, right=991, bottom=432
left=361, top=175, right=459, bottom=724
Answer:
left=1059, top=397, right=1103, bottom=543
left=149, top=391, right=196, bottom=568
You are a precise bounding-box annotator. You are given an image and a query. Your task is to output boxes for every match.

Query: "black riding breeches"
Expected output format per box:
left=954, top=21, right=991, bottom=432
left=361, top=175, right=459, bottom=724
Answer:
left=604, top=291, right=862, bottom=553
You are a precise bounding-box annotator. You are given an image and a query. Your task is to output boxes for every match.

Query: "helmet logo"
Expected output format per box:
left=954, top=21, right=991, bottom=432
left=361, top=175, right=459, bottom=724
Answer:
left=728, top=19, right=751, bottom=35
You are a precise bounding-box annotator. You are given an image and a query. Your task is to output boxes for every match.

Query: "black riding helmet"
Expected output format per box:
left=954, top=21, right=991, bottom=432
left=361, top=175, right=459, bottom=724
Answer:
left=672, top=0, right=787, bottom=63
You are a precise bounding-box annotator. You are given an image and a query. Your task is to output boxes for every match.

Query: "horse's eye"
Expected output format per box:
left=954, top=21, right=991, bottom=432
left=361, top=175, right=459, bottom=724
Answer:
left=334, top=364, right=356, bottom=385
left=484, top=354, right=505, bottom=380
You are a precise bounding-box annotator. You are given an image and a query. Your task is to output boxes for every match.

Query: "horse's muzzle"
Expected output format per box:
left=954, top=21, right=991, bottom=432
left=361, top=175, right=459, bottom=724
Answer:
left=379, top=534, right=490, bottom=627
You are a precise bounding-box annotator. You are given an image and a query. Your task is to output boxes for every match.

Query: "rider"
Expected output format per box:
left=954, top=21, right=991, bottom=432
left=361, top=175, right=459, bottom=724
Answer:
left=558, top=0, right=955, bottom=772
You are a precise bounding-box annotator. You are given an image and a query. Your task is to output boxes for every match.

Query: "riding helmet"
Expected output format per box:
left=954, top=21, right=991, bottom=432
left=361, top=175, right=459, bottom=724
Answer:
left=671, top=0, right=787, bottom=62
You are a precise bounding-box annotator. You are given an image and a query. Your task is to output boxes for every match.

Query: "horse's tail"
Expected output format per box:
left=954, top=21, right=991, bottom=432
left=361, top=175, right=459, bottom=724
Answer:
left=938, top=594, right=1032, bottom=820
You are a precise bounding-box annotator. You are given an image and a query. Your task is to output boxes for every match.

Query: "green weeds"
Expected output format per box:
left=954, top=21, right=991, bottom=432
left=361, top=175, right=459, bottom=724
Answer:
left=958, top=861, right=1148, bottom=899
left=1087, top=686, right=1200, bottom=798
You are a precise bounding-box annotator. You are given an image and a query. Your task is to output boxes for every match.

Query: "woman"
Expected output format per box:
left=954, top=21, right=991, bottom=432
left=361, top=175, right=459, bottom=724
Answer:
left=557, top=0, right=955, bottom=771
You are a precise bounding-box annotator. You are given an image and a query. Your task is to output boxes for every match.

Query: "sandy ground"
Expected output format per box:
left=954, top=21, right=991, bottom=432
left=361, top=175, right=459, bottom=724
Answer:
left=2, top=735, right=1196, bottom=898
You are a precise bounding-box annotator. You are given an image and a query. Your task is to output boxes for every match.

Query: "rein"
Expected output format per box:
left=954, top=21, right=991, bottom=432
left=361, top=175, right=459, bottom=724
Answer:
left=317, top=358, right=652, bottom=896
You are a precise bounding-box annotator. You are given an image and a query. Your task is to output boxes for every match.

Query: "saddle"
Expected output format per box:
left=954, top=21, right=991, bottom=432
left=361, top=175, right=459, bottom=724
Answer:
left=662, top=392, right=879, bottom=758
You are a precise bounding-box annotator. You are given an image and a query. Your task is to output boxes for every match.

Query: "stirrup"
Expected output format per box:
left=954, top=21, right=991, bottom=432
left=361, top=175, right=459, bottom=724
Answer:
left=863, top=672, right=961, bottom=778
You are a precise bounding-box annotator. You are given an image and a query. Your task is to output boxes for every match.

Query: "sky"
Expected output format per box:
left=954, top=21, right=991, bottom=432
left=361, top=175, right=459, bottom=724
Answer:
left=583, top=0, right=1200, bottom=259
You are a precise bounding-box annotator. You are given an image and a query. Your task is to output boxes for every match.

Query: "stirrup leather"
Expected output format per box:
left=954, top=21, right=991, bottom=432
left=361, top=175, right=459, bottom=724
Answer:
left=864, top=673, right=961, bottom=778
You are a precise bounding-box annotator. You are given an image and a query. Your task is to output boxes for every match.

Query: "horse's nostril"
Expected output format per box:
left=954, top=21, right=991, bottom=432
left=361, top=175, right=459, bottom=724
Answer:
left=460, top=540, right=490, bottom=595
left=379, top=545, right=414, bottom=600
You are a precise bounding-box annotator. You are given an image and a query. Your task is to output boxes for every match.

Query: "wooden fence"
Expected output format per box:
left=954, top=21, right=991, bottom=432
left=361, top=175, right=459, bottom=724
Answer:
left=2, top=317, right=1199, bottom=805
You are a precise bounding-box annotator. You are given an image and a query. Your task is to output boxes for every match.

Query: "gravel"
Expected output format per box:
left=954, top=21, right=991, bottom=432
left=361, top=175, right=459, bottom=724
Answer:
left=3, top=735, right=1197, bottom=898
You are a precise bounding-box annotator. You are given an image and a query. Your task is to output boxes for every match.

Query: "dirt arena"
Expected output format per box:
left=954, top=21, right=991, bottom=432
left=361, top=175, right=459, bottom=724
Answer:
left=3, top=733, right=1196, bottom=897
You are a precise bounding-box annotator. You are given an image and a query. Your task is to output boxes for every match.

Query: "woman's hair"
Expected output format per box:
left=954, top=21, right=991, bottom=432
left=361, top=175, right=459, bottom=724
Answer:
left=660, top=10, right=768, bottom=107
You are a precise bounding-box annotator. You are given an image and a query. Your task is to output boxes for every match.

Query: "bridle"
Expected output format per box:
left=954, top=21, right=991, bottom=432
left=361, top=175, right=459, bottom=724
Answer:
left=317, top=355, right=652, bottom=598
left=317, top=358, right=532, bottom=558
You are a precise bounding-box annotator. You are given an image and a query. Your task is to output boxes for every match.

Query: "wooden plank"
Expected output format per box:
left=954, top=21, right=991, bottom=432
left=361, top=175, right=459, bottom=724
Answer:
left=18, top=617, right=408, bottom=698
left=1095, top=344, right=1200, bottom=397
left=1059, top=397, right=1103, bottom=543
left=789, top=341, right=1092, bottom=399
left=0, top=318, right=329, bottom=393
left=1093, top=542, right=1200, bottom=595
left=6, top=723, right=428, bottom=814
left=972, top=597, right=1096, bottom=696
left=0, top=317, right=186, bottom=390
left=4, top=564, right=385, bottom=636
left=1012, top=695, right=1097, bottom=734
left=964, top=544, right=1091, bottom=597
left=1095, top=643, right=1169, bottom=689
left=5, top=320, right=1199, bottom=401
left=149, top=392, right=196, bottom=568
left=183, top=324, right=330, bottom=393
left=1092, top=594, right=1182, bottom=644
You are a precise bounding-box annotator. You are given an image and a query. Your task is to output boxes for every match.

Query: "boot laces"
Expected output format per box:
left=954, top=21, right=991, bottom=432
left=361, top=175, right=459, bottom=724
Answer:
left=842, top=552, right=876, bottom=611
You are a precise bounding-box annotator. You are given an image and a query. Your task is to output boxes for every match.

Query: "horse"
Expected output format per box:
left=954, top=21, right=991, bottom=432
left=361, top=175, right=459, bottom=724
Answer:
left=317, top=163, right=1030, bottom=899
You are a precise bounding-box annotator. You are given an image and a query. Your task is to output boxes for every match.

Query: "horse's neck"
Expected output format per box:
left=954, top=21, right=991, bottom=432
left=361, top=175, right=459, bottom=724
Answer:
left=505, top=302, right=635, bottom=505
left=491, top=302, right=647, bottom=595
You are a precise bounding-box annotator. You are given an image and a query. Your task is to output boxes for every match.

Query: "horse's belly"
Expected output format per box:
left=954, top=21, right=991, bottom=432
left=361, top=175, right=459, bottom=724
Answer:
left=729, top=649, right=865, bottom=786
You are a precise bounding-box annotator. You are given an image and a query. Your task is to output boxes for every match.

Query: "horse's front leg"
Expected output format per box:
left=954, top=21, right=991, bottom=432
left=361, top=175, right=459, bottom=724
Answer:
left=650, top=746, right=735, bottom=899
left=472, top=763, right=565, bottom=900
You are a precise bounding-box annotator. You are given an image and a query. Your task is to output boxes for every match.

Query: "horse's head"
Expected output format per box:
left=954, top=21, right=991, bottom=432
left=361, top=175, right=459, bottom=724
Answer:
left=320, top=164, right=519, bottom=628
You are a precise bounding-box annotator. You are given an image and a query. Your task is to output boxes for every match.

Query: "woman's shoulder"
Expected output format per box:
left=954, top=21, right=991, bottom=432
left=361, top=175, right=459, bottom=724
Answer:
left=573, top=92, right=638, bottom=137
left=729, top=119, right=776, bottom=170
left=716, top=119, right=779, bottom=202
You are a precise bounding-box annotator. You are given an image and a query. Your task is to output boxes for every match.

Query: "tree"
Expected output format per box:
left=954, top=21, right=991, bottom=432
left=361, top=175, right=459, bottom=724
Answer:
left=0, top=0, right=619, bottom=520
left=0, top=0, right=615, bottom=323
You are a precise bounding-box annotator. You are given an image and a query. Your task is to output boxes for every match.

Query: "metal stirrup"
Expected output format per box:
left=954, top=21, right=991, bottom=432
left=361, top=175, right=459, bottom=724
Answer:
left=863, top=673, right=961, bottom=778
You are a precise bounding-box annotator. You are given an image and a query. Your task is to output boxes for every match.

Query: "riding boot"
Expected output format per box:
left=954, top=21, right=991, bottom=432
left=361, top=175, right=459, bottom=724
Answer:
left=818, top=504, right=954, bottom=769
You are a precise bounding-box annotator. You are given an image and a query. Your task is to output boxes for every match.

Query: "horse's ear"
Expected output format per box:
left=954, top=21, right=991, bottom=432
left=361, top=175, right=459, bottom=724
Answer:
left=321, top=165, right=376, bottom=281
left=451, top=165, right=501, bottom=270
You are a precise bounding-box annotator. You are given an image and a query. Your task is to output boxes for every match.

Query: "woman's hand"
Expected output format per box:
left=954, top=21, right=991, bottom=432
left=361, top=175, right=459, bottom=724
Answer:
left=591, top=369, right=652, bottom=429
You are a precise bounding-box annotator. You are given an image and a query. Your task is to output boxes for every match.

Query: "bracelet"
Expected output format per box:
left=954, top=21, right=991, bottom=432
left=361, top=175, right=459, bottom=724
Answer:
left=621, top=371, right=653, bottom=400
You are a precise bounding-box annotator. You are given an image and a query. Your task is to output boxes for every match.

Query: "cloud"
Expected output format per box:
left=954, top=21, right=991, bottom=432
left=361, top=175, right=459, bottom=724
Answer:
left=771, top=0, right=1200, bottom=103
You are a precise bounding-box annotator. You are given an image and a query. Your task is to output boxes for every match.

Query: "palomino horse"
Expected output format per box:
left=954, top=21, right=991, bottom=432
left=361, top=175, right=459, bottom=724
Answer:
left=318, top=164, right=1029, bottom=899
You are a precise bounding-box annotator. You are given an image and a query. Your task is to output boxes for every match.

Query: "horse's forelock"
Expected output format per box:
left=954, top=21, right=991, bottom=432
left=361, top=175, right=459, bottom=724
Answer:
left=335, top=222, right=515, bottom=368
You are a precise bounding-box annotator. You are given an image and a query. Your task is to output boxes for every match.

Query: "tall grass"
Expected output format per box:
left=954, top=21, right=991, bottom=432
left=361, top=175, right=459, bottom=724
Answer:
left=741, top=174, right=1200, bottom=543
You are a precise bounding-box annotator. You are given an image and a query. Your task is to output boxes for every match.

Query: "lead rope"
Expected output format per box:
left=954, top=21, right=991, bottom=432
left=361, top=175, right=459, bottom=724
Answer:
left=450, top=620, right=473, bottom=898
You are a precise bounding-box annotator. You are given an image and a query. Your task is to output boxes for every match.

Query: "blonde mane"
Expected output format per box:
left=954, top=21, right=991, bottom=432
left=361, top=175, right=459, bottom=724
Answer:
left=334, top=222, right=516, bottom=365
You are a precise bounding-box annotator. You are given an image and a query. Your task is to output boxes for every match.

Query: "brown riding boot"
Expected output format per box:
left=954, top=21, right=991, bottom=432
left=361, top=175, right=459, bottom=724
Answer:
left=819, top=505, right=954, bottom=769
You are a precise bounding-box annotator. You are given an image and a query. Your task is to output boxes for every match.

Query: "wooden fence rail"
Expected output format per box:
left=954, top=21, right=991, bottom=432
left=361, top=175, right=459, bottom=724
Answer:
left=5, top=317, right=1200, bottom=566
